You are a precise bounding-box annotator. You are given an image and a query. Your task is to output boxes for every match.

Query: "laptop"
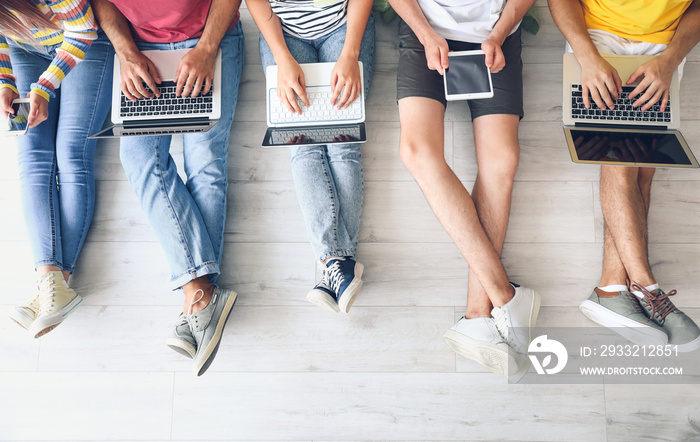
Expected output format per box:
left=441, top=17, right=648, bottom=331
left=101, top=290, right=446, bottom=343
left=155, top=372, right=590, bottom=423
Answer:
left=562, top=52, right=698, bottom=168
left=89, top=48, right=222, bottom=138
left=262, top=62, right=367, bottom=147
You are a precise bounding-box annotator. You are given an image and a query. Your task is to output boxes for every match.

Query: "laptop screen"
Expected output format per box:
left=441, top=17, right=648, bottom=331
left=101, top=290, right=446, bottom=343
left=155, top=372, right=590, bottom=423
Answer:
left=263, top=124, right=366, bottom=147
left=564, top=127, right=698, bottom=168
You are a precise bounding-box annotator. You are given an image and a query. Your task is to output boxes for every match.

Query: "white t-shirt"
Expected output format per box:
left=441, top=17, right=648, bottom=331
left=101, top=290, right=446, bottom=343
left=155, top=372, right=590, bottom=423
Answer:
left=417, top=0, right=518, bottom=43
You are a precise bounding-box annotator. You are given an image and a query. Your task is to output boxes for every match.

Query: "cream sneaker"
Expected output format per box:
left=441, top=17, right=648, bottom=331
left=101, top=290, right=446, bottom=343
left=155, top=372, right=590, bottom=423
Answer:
left=28, top=271, right=82, bottom=338
left=9, top=294, right=40, bottom=330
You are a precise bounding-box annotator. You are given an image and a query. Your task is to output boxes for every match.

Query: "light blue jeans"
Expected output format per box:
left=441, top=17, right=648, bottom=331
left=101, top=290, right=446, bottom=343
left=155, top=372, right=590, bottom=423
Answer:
left=259, top=15, right=375, bottom=261
left=10, top=32, right=114, bottom=272
left=119, top=23, right=244, bottom=290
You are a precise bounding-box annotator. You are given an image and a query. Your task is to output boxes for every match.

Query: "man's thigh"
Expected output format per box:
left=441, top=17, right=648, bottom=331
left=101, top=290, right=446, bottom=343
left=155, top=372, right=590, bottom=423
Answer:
left=396, top=19, right=447, bottom=107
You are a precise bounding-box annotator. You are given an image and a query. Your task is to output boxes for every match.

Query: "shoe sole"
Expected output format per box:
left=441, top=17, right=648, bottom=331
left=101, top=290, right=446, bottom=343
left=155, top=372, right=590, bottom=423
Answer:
left=675, top=335, right=700, bottom=353
left=29, top=296, right=83, bottom=339
left=338, top=262, right=364, bottom=313
left=443, top=329, right=516, bottom=377
left=528, top=289, right=542, bottom=344
left=9, top=309, right=34, bottom=330
left=193, top=291, right=238, bottom=377
left=166, top=338, right=196, bottom=359
left=579, top=300, right=668, bottom=346
left=306, top=289, right=340, bottom=313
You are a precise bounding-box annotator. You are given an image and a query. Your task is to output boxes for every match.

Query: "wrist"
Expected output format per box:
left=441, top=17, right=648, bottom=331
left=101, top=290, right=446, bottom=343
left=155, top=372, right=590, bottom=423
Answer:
left=657, top=49, right=683, bottom=70
left=195, top=39, right=219, bottom=55
left=340, top=47, right=360, bottom=59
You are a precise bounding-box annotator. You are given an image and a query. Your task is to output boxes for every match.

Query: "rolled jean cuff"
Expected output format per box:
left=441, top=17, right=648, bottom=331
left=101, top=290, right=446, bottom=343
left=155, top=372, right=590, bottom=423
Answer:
left=34, top=259, right=71, bottom=273
left=170, top=261, right=220, bottom=291
left=319, top=249, right=356, bottom=262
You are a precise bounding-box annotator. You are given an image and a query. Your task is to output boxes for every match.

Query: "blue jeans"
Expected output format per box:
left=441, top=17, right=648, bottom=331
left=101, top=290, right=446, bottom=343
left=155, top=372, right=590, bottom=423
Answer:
left=119, top=23, right=244, bottom=290
left=259, top=15, right=375, bottom=261
left=9, top=32, right=114, bottom=272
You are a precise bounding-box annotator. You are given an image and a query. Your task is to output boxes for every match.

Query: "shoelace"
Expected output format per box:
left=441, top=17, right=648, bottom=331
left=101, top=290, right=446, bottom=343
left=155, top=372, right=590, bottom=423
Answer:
left=185, top=289, right=205, bottom=330
left=36, top=273, right=58, bottom=316
left=624, top=292, right=646, bottom=313
left=325, top=260, right=345, bottom=294
left=491, top=308, right=510, bottom=343
left=485, top=317, right=507, bottom=344
left=630, top=281, right=678, bottom=322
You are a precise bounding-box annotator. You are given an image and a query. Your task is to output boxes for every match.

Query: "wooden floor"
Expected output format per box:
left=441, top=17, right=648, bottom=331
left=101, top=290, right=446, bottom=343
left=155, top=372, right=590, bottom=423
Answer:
left=2, top=6, right=700, bottom=441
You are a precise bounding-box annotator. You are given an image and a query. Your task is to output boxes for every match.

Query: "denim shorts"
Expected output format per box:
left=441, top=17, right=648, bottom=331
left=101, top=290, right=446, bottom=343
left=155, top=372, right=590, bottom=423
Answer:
left=396, top=20, right=524, bottom=120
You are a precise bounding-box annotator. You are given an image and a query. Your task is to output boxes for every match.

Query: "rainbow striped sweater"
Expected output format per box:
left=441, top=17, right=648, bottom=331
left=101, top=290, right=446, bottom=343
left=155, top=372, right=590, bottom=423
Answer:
left=0, top=0, right=97, bottom=102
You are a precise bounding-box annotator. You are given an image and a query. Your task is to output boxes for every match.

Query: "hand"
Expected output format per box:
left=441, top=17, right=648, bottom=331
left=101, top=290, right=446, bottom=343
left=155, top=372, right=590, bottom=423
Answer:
left=119, top=50, right=162, bottom=101
left=574, top=134, right=608, bottom=161
left=333, top=134, right=357, bottom=142
left=481, top=37, right=505, bottom=73
left=627, top=57, right=675, bottom=112
left=0, top=87, right=19, bottom=119
left=27, top=91, right=49, bottom=128
left=175, top=46, right=217, bottom=97
left=331, top=54, right=361, bottom=109
left=580, top=55, right=622, bottom=110
left=277, top=57, right=309, bottom=114
left=614, top=137, right=659, bottom=162
left=421, top=32, right=449, bottom=75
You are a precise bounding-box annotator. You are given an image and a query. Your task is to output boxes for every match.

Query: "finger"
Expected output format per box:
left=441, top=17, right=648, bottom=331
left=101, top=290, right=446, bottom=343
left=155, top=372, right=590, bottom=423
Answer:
left=626, top=66, right=644, bottom=86
left=132, top=74, right=152, bottom=99
left=347, top=83, right=360, bottom=108
left=290, top=83, right=307, bottom=111
left=122, top=80, right=138, bottom=101
left=440, top=44, right=449, bottom=74
left=202, top=76, right=213, bottom=96
left=344, top=83, right=358, bottom=108
left=659, top=90, right=669, bottom=113
left=589, top=86, right=606, bottom=110
left=139, top=66, right=160, bottom=97
left=493, top=49, right=506, bottom=73
left=603, top=77, right=619, bottom=103
left=613, top=69, right=623, bottom=94
left=176, top=71, right=189, bottom=96
left=483, top=44, right=494, bottom=68
left=27, top=103, right=39, bottom=128
left=298, top=71, right=309, bottom=106
left=633, top=85, right=657, bottom=110
left=582, top=85, right=591, bottom=109
left=285, top=87, right=301, bottom=114
left=182, top=72, right=198, bottom=97
left=598, top=82, right=615, bottom=109
left=330, top=72, right=341, bottom=105
left=640, top=88, right=663, bottom=111
left=191, top=75, right=204, bottom=97
left=629, top=77, right=651, bottom=102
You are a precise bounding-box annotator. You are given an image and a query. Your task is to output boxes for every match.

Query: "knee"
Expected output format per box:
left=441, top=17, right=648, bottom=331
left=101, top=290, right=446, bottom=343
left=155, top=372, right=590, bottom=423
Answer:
left=399, top=139, right=446, bottom=178
left=477, top=147, right=519, bottom=185
left=637, top=167, right=655, bottom=191
left=600, top=165, right=637, bottom=190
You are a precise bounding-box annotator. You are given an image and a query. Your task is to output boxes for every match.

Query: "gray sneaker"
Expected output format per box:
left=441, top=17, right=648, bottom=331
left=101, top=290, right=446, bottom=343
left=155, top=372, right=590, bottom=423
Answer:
left=165, top=314, right=196, bottom=359
left=631, top=283, right=700, bottom=353
left=189, top=287, right=238, bottom=376
left=580, top=287, right=667, bottom=346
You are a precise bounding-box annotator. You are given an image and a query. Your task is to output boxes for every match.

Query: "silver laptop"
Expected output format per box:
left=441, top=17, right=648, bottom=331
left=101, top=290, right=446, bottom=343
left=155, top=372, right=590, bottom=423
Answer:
left=262, top=62, right=367, bottom=147
left=562, top=53, right=697, bottom=168
left=89, top=48, right=222, bottom=138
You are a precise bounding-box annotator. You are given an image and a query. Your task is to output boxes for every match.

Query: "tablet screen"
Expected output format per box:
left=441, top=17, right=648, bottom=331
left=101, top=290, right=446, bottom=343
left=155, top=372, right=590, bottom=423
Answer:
left=445, top=53, right=491, bottom=96
left=3, top=100, right=30, bottom=135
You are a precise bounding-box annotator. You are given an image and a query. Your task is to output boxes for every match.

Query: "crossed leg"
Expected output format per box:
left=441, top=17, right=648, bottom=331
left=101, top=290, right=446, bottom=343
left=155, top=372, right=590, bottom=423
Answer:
left=465, top=114, right=520, bottom=318
left=598, top=165, right=656, bottom=287
left=398, top=97, right=514, bottom=308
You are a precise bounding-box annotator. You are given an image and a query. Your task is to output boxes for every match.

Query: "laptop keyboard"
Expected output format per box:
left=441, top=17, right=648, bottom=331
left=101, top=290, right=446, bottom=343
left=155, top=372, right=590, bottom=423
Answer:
left=269, top=86, right=362, bottom=125
left=119, top=81, right=214, bottom=118
left=270, top=126, right=362, bottom=145
left=570, top=84, right=671, bottom=123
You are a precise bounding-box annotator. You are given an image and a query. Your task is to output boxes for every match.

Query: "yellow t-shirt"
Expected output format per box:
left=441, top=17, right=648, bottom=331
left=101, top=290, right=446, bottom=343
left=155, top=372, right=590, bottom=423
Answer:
left=581, top=0, right=693, bottom=44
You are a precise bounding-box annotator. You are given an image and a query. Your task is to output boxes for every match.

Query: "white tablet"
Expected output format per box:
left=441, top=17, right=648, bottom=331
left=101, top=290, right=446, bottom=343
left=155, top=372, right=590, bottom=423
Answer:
left=2, top=98, right=30, bottom=136
left=443, top=50, right=494, bottom=101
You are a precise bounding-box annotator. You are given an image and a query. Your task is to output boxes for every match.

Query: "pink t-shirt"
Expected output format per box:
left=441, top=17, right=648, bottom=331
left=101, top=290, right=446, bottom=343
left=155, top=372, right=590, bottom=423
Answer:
left=110, top=0, right=239, bottom=43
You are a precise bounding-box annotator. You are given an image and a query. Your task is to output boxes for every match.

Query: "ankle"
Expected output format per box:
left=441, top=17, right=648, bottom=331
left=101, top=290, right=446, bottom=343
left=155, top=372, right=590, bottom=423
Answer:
left=183, top=284, right=214, bottom=314
left=464, top=310, right=491, bottom=320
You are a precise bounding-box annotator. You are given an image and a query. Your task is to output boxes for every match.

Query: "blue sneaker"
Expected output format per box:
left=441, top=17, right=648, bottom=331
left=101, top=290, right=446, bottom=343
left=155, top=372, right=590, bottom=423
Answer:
left=306, top=276, right=340, bottom=313
left=325, top=257, right=364, bottom=313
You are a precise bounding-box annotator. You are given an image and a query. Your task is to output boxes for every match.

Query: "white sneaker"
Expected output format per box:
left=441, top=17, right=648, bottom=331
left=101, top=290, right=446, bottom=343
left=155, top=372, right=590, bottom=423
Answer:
left=491, top=284, right=541, bottom=355
left=443, top=317, right=519, bottom=377
left=9, top=294, right=40, bottom=330
left=28, top=271, right=82, bottom=338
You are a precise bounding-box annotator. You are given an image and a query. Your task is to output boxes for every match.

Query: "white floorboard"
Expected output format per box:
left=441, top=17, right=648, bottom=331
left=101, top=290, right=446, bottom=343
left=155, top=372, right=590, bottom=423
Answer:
left=1, top=8, right=699, bottom=441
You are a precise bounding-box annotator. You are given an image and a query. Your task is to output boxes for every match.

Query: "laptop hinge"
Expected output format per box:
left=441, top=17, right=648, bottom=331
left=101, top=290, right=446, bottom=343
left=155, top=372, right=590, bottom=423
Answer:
left=123, top=117, right=211, bottom=127
left=573, top=122, right=668, bottom=131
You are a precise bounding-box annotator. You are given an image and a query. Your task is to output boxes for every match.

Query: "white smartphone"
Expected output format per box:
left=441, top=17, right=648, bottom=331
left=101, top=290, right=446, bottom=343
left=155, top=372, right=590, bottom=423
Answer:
left=2, top=98, right=31, bottom=136
left=443, top=50, right=494, bottom=101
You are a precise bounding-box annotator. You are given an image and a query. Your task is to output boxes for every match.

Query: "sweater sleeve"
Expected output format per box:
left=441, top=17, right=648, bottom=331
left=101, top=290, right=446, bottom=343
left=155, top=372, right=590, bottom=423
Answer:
left=30, top=0, right=98, bottom=101
left=0, top=35, right=18, bottom=95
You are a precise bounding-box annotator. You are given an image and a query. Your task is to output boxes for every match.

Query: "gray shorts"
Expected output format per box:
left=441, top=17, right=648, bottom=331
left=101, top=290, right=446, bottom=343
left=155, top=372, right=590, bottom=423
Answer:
left=396, top=20, right=524, bottom=120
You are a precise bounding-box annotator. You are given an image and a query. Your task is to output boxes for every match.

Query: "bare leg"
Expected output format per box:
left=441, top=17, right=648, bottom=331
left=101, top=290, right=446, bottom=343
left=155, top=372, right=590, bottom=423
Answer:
left=398, top=97, right=514, bottom=307
left=182, top=276, right=214, bottom=314
left=598, top=166, right=655, bottom=287
left=36, top=265, right=70, bottom=283
left=599, top=165, right=656, bottom=287
left=465, top=114, right=520, bottom=318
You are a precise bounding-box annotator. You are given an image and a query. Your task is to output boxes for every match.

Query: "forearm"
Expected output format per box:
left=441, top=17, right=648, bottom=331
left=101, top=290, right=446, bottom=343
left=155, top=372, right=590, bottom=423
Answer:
left=387, top=0, right=439, bottom=45
left=341, top=0, right=373, bottom=58
left=91, top=0, right=139, bottom=58
left=659, top=0, right=700, bottom=67
left=548, top=0, right=600, bottom=62
left=197, top=0, right=242, bottom=54
left=246, top=0, right=295, bottom=63
left=0, top=37, right=18, bottom=93
left=490, top=0, right=535, bottom=43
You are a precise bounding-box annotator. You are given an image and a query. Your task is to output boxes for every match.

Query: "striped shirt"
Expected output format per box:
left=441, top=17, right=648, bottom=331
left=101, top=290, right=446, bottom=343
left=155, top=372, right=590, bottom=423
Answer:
left=0, top=0, right=98, bottom=102
left=271, top=0, right=349, bottom=40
